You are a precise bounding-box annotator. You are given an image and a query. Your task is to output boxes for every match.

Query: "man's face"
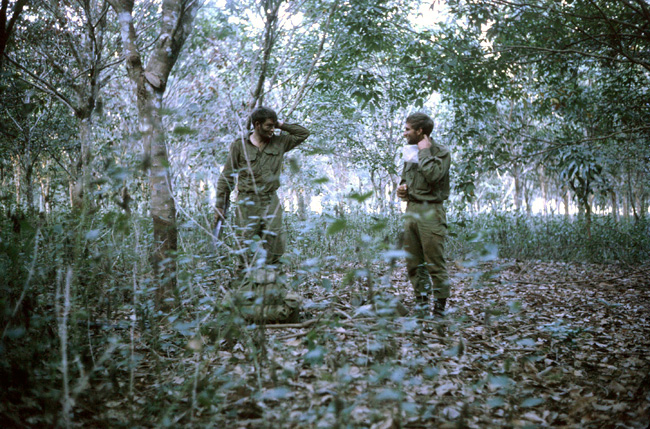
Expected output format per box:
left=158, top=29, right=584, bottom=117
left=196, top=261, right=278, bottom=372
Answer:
left=256, top=118, right=277, bottom=140
left=404, top=122, right=423, bottom=145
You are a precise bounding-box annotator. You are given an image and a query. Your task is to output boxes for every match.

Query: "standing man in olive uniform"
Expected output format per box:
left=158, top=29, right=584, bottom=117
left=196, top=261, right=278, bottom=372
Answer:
left=397, top=112, right=451, bottom=318
left=215, top=107, right=310, bottom=270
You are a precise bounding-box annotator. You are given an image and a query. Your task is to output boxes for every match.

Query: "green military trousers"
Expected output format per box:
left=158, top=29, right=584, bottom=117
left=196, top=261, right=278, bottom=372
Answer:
left=234, top=191, right=285, bottom=267
left=403, top=201, right=450, bottom=300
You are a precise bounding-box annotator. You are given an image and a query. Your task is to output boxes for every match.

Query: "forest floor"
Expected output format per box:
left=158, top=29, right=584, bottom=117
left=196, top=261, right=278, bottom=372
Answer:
left=93, top=258, right=650, bottom=429
left=33, top=258, right=650, bottom=428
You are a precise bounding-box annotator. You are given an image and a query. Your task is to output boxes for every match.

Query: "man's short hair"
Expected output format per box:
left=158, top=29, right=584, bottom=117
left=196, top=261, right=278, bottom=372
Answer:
left=406, top=112, right=434, bottom=136
left=250, top=107, right=278, bottom=128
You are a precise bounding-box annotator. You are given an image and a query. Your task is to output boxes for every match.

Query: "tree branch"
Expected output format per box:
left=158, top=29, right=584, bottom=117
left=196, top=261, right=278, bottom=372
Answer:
left=283, top=2, right=337, bottom=119
left=493, top=125, right=650, bottom=169
left=3, top=55, right=77, bottom=113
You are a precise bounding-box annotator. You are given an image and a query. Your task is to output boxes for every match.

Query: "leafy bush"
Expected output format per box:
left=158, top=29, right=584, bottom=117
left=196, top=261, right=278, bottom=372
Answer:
left=468, top=212, right=650, bottom=265
left=2, top=206, right=647, bottom=426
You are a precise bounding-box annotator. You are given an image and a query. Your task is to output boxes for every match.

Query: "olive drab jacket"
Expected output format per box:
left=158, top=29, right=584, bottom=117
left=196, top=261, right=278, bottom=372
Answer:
left=216, top=124, right=310, bottom=209
left=400, top=142, right=451, bottom=204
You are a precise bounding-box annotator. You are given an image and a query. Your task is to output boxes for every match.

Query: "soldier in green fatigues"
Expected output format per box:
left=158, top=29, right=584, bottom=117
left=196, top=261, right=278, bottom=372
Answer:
left=397, top=112, right=451, bottom=318
left=215, top=107, right=310, bottom=270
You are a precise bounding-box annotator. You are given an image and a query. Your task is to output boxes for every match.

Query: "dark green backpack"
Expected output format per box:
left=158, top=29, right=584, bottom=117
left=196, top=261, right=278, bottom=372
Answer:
left=224, top=268, right=301, bottom=323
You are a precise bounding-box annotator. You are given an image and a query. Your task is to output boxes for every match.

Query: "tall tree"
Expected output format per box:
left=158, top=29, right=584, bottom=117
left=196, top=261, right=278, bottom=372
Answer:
left=430, top=0, right=650, bottom=212
left=108, top=0, right=200, bottom=307
left=6, top=0, right=118, bottom=211
left=0, top=0, right=27, bottom=72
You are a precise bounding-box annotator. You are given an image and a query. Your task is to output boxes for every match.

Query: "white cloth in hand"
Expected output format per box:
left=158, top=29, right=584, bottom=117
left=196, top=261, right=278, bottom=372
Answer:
left=402, top=144, right=419, bottom=164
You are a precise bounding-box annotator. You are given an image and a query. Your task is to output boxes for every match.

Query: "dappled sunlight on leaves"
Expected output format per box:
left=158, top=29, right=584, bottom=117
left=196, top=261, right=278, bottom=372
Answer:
left=67, top=257, right=648, bottom=427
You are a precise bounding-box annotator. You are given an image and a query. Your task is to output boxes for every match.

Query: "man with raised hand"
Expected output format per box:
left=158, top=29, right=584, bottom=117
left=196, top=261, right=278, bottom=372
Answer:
left=397, top=112, right=451, bottom=319
left=215, top=107, right=310, bottom=271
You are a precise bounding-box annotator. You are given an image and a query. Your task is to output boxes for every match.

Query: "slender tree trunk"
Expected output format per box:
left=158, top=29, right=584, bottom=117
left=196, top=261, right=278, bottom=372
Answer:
left=140, top=90, right=178, bottom=305
left=563, top=187, right=570, bottom=218
left=249, top=0, right=281, bottom=109
left=512, top=162, right=522, bottom=212
left=635, top=171, right=648, bottom=219
left=40, top=174, right=51, bottom=216
left=524, top=181, right=532, bottom=215
left=539, top=166, right=548, bottom=216
left=25, top=163, right=34, bottom=214
left=584, top=194, right=592, bottom=239
left=610, top=190, right=619, bottom=222
left=626, top=164, right=638, bottom=220
left=297, top=189, right=307, bottom=221
left=70, top=118, right=95, bottom=211
left=13, top=157, right=20, bottom=208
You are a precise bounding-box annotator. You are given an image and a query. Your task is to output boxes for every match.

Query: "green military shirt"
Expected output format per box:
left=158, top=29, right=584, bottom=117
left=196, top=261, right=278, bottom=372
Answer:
left=216, top=123, right=310, bottom=209
left=400, top=142, right=451, bottom=204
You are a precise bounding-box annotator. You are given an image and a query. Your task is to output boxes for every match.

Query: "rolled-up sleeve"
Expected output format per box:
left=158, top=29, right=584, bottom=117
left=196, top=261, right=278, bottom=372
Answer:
left=280, top=123, right=310, bottom=152
left=418, top=146, right=451, bottom=185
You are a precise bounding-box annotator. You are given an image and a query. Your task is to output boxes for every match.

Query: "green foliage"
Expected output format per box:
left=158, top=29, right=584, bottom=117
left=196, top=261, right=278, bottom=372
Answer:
left=2, top=202, right=648, bottom=426
left=2, top=0, right=649, bottom=425
left=470, top=212, right=650, bottom=265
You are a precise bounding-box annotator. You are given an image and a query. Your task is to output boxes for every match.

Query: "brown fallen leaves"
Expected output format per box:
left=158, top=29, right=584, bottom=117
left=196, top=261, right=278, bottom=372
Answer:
left=100, top=259, right=650, bottom=428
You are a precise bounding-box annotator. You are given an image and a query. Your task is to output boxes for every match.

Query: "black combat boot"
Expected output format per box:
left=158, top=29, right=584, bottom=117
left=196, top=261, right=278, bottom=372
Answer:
left=433, top=298, right=447, bottom=319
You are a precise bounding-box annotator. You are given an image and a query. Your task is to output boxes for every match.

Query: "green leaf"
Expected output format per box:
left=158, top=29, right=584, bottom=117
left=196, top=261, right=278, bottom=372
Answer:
left=304, top=346, right=326, bottom=365
left=312, top=176, right=330, bottom=184
left=389, top=368, right=407, bottom=383
left=424, top=366, right=439, bottom=378
left=260, top=387, right=292, bottom=401
left=516, top=338, right=536, bottom=347
left=173, top=321, right=196, bottom=336
left=288, top=157, right=300, bottom=174
left=326, top=218, right=347, bottom=235
left=488, top=375, right=514, bottom=389
left=375, top=388, right=402, bottom=401
left=487, top=397, right=505, bottom=408
left=381, top=249, right=409, bottom=261
left=520, top=397, right=545, bottom=408
left=508, top=300, right=522, bottom=313
left=172, top=125, right=198, bottom=136
left=85, top=229, right=101, bottom=241
left=348, top=190, right=373, bottom=203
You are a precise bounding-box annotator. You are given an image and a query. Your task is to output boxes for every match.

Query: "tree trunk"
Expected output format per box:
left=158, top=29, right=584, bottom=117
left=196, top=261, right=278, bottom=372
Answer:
left=626, top=166, right=638, bottom=220
left=40, top=173, right=51, bottom=216
left=512, top=162, right=522, bottom=212
left=148, top=96, right=178, bottom=306
left=14, top=143, right=35, bottom=214
left=610, top=190, right=619, bottom=222
left=563, top=187, right=570, bottom=218
left=249, top=0, right=281, bottom=109
left=0, top=0, right=28, bottom=72
left=13, top=157, right=20, bottom=208
left=111, top=0, right=199, bottom=308
left=635, top=172, right=647, bottom=219
left=25, top=163, right=34, bottom=214
left=297, top=189, right=307, bottom=221
left=70, top=118, right=95, bottom=211
left=539, top=166, right=548, bottom=216
left=584, top=194, right=592, bottom=239
left=524, top=180, right=532, bottom=215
